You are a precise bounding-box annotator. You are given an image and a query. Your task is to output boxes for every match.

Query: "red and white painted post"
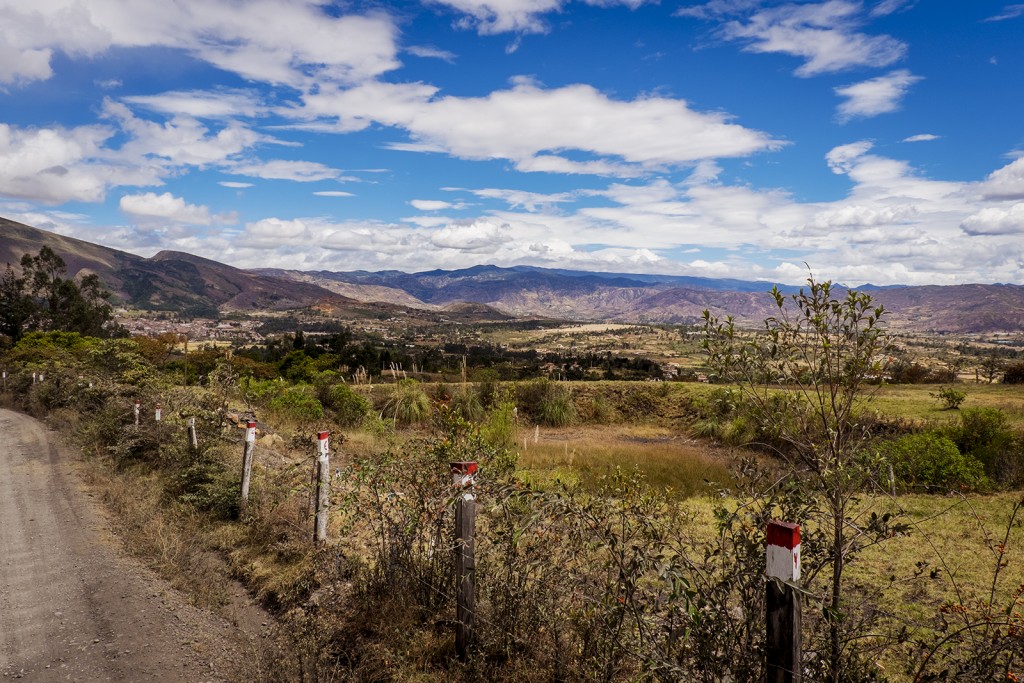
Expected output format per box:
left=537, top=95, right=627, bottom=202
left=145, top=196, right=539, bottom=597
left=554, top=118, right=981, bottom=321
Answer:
left=134, top=399, right=141, bottom=427
left=313, top=431, right=330, bottom=545
left=766, top=521, right=802, bottom=683
left=154, top=403, right=162, bottom=422
left=239, top=420, right=256, bottom=514
left=452, top=461, right=478, bottom=660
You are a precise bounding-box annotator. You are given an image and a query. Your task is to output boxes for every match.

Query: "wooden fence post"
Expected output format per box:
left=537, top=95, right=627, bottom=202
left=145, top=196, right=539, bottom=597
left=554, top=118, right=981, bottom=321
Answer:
left=188, top=416, right=198, bottom=451
left=452, top=460, right=478, bottom=661
left=314, top=431, right=330, bottom=545
left=134, top=399, right=140, bottom=427
left=240, top=420, right=256, bottom=514
left=766, top=521, right=802, bottom=683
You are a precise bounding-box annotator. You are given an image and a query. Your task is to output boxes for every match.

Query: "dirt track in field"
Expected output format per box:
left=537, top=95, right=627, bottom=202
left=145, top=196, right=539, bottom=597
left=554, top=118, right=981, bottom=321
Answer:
left=0, top=408, right=261, bottom=682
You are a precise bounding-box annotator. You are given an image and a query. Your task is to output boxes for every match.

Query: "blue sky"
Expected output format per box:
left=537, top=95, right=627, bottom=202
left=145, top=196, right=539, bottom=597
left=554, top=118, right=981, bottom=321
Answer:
left=1, top=0, right=1023, bottom=286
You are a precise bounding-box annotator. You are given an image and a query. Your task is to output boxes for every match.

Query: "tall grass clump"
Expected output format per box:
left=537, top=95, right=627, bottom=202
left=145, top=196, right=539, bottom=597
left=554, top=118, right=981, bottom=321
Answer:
left=518, top=378, right=577, bottom=427
left=319, top=382, right=371, bottom=428
left=384, top=378, right=432, bottom=426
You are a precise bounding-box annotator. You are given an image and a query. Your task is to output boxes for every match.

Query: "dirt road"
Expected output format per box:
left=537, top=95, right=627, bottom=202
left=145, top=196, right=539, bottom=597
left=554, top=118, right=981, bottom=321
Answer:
left=0, top=409, right=254, bottom=681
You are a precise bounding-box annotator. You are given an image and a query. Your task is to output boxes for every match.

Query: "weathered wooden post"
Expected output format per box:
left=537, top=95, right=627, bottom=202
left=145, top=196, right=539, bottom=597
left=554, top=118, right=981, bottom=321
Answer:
left=452, top=460, right=478, bottom=660
left=188, top=417, right=198, bottom=451
left=134, top=398, right=141, bottom=427
left=239, top=420, right=256, bottom=514
left=314, top=431, right=330, bottom=545
left=32, top=371, right=37, bottom=384
left=154, top=403, right=162, bottom=422
left=766, top=521, right=802, bottom=683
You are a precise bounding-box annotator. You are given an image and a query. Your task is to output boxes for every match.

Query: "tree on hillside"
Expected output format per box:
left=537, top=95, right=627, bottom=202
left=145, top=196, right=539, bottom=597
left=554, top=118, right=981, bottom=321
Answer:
left=703, top=276, right=900, bottom=682
left=0, top=247, right=120, bottom=343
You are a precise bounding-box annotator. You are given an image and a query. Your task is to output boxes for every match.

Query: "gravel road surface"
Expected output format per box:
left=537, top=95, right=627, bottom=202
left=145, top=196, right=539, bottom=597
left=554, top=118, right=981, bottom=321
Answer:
left=0, top=408, right=256, bottom=682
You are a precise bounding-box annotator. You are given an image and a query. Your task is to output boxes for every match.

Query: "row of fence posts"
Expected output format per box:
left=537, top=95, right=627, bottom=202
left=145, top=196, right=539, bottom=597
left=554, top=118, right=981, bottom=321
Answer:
left=119, top=398, right=799, bottom=672
left=1, top=369, right=45, bottom=388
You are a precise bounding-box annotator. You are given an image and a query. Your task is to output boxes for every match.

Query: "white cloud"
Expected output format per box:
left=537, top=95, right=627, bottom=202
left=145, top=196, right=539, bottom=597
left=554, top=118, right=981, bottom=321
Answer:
left=0, top=122, right=161, bottom=203
left=406, top=45, right=457, bottom=62
left=431, top=220, right=512, bottom=251
left=124, top=90, right=266, bottom=119
left=219, top=181, right=254, bottom=188
left=299, top=81, right=782, bottom=176
left=979, top=156, right=1024, bottom=200
left=0, top=0, right=400, bottom=88
left=227, top=159, right=343, bottom=182
left=102, top=99, right=265, bottom=167
left=468, top=187, right=575, bottom=211
left=411, top=199, right=457, bottom=211
left=120, top=191, right=235, bottom=225
left=825, top=140, right=874, bottom=174
left=961, top=203, right=1024, bottom=236
left=983, top=4, right=1024, bottom=22
left=431, top=0, right=648, bottom=35
left=869, top=0, right=916, bottom=17
left=314, top=191, right=355, bottom=197
left=716, top=0, right=907, bottom=76
left=903, top=133, right=939, bottom=143
left=834, top=69, right=922, bottom=121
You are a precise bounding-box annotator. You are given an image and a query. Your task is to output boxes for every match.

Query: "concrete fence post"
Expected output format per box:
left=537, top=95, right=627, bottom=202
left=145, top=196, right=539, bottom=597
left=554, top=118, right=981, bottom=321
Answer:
left=134, top=399, right=140, bottom=427
left=314, top=431, right=330, bottom=545
left=188, top=417, right=198, bottom=451
left=154, top=403, right=162, bottom=422
left=451, top=460, right=478, bottom=661
left=766, top=521, right=802, bottom=683
left=239, top=420, right=256, bottom=514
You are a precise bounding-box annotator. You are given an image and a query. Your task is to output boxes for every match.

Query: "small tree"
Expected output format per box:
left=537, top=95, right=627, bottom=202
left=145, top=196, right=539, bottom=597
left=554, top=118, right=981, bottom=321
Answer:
left=932, top=385, right=967, bottom=410
left=703, top=276, right=900, bottom=682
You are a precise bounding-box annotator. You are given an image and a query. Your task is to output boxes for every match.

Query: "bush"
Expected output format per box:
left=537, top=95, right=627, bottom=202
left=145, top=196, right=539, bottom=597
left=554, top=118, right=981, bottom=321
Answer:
left=882, top=432, right=986, bottom=492
left=931, top=386, right=966, bottom=410
left=947, top=407, right=1022, bottom=484
left=1003, top=362, right=1024, bottom=384
left=384, top=379, right=432, bottom=426
left=517, top=378, right=576, bottom=427
left=320, top=383, right=371, bottom=428
left=268, top=385, right=324, bottom=423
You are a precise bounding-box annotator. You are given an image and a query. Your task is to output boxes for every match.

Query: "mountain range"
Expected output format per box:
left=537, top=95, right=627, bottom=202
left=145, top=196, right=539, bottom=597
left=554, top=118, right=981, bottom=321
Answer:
left=3, top=216, right=1024, bottom=333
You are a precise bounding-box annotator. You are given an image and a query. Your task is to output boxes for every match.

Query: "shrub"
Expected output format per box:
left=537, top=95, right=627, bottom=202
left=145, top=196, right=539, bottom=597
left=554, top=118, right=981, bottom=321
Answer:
left=450, top=387, right=485, bottom=422
left=1003, top=362, right=1024, bottom=384
left=384, top=379, right=432, bottom=426
left=947, top=407, right=1022, bottom=484
left=268, top=385, right=324, bottom=423
left=882, top=432, right=986, bottom=492
left=931, top=385, right=966, bottom=410
left=481, top=396, right=518, bottom=453
left=320, top=383, right=371, bottom=428
left=516, top=378, right=577, bottom=427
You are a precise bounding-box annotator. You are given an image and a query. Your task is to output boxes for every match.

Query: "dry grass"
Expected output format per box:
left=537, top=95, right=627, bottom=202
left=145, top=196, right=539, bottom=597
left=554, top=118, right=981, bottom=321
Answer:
left=516, top=424, right=737, bottom=496
left=866, top=383, right=1024, bottom=429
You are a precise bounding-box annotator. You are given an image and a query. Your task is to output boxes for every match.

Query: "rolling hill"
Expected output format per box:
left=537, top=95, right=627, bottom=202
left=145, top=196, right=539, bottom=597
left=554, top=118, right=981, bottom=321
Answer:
left=4, top=216, right=1024, bottom=332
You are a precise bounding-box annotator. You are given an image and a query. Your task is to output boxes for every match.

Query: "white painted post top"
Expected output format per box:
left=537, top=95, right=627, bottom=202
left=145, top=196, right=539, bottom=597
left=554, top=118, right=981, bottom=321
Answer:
left=317, top=431, right=329, bottom=460
left=767, top=520, right=801, bottom=582
left=245, top=421, right=257, bottom=443
left=451, top=461, right=478, bottom=488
